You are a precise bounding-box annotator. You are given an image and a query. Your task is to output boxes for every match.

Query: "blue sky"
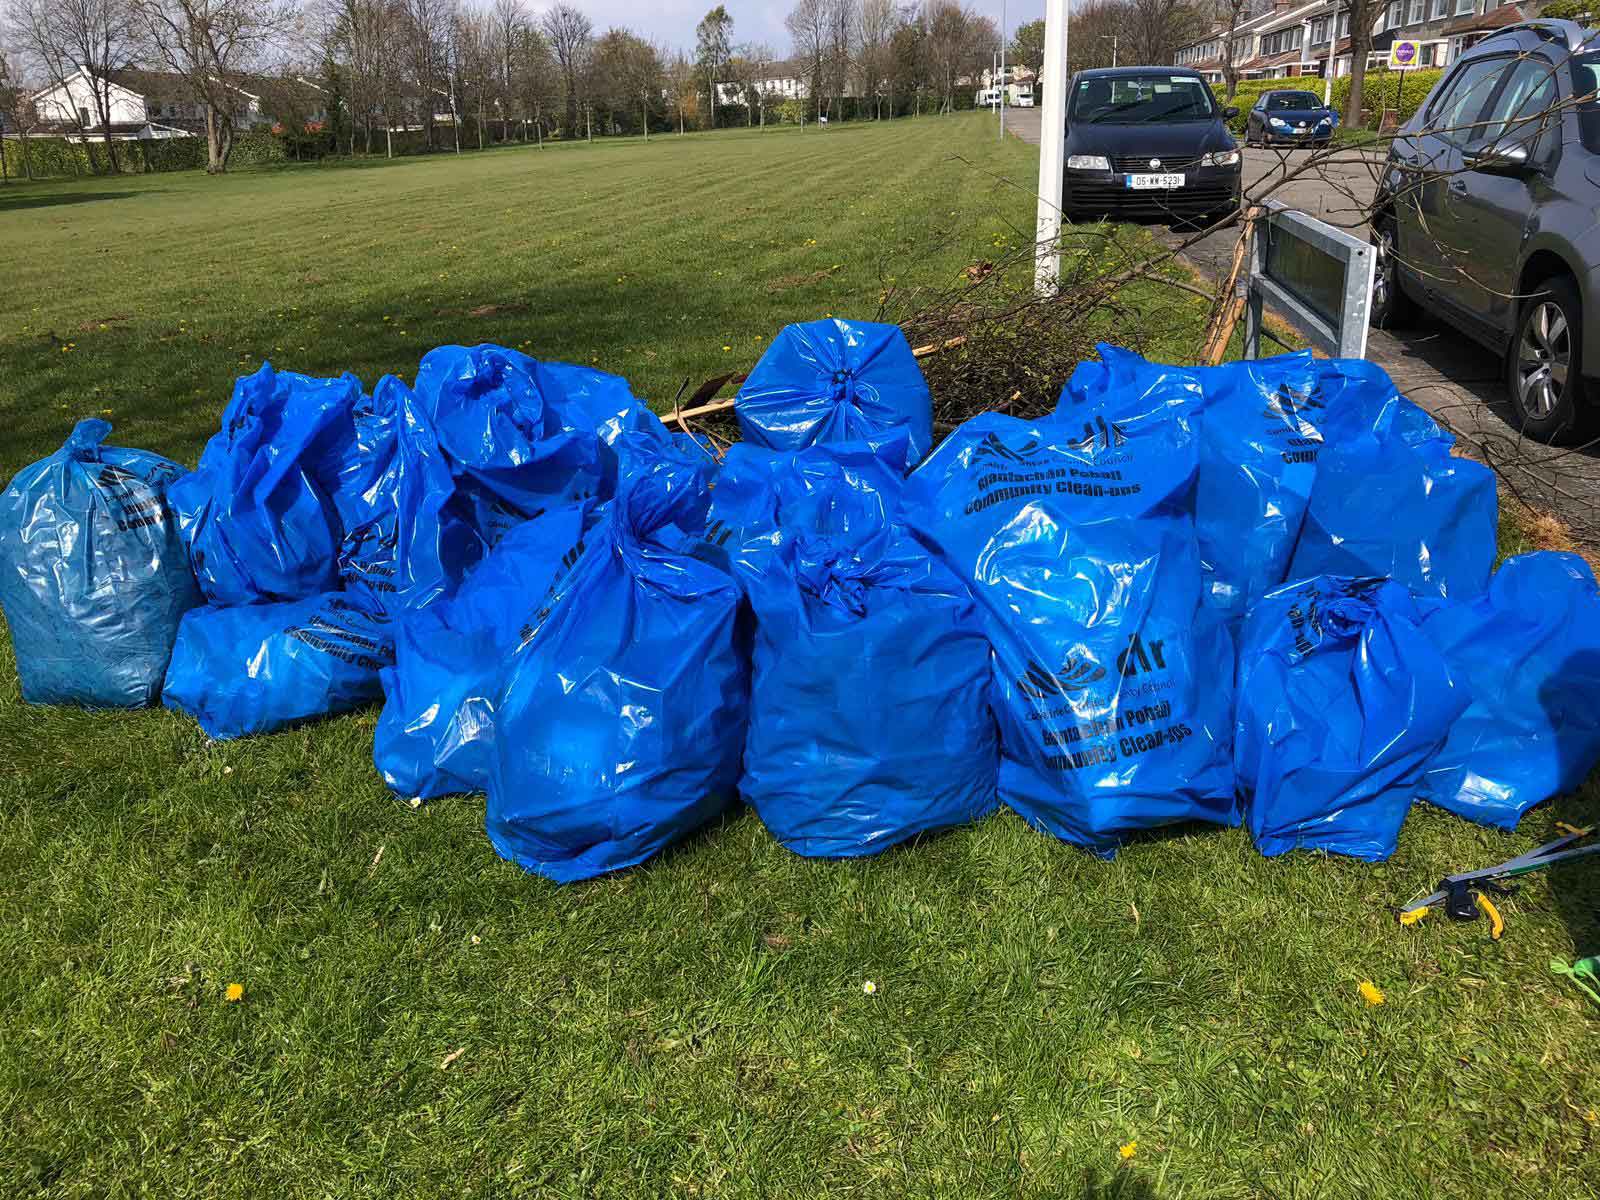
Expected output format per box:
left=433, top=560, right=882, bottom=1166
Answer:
left=559, top=1, right=1048, bottom=57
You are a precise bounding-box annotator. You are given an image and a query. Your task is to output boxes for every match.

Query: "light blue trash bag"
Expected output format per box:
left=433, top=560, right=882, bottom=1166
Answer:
left=900, top=403, right=1237, bottom=857
left=1415, top=552, right=1600, bottom=829
left=484, top=435, right=747, bottom=882
left=1235, top=575, right=1467, bottom=860
left=735, top=318, right=933, bottom=466
left=0, top=419, right=200, bottom=707
left=716, top=434, right=998, bottom=857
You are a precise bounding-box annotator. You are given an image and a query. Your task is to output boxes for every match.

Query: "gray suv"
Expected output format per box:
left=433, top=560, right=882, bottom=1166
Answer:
left=1371, top=20, right=1600, bottom=442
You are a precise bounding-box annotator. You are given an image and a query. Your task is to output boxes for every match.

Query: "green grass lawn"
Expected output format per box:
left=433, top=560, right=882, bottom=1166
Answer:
left=1, top=115, right=1597, bottom=1199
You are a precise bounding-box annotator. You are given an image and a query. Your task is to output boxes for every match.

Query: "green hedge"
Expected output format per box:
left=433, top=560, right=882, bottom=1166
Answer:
left=2, top=128, right=284, bottom=179
left=1212, top=68, right=1443, bottom=132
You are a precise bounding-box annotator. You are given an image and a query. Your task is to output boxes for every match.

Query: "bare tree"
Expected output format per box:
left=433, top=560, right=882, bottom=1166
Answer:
left=858, top=0, right=891, bottom=117
left=666, top=49, right=697, bottom=133
left=695, top=5, right=731, bottom=130
left=11, top=0, right=138, bottom=172
left=318, top=0, right=390, bottom=153
left=1218, top=0, right=1260, bottom=101
left=822, top=0, right=857, bottom=121
left=1, top=47, right=45, bottom=179
left=539, top=1, right=590, bottom=136
left=786, top=0, right=826, bottom=121
left=132, top=0, right=294, bottom=172
left=1344, top=0, right=1378, bottom=129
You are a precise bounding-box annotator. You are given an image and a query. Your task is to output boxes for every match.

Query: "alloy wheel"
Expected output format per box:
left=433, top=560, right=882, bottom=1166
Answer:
left=1516, top=300, right=1571, bottom=420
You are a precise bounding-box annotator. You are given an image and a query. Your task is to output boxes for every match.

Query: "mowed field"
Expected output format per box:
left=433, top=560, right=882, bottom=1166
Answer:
left=1, top=115, right=1598, bottom=1199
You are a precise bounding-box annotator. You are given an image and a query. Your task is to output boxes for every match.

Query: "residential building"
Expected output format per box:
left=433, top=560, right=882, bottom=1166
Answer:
left=27, top=69, right=189, bottom=141
left=1177, top=0, right=1561, bottom=82
left=715, top=64, right=813, bottom=106
left=27, top=67, right=326, bottom=141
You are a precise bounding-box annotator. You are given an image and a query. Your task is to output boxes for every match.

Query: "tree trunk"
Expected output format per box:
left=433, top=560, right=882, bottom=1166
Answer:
left=206, top=109, right=233, bottom=173
left=1345, top=15, right=1373, bottom=127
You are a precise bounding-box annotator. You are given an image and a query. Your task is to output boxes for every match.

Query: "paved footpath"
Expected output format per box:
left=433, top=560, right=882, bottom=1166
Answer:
left=1003, top=105, right=1600, bottom=545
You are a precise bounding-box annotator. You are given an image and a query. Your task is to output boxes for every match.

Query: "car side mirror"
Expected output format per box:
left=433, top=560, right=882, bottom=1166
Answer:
left=1223, top=105, right=1240, bottom=119
left=1465, top=140, right=1537, bottom=177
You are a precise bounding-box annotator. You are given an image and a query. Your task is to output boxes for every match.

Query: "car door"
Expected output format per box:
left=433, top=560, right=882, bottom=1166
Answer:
left=1251, top=97, right=1267, bottom=139
left=1391, top=54, right=1509, bottom=311
left=1445, top=55, right=1561, bottom=330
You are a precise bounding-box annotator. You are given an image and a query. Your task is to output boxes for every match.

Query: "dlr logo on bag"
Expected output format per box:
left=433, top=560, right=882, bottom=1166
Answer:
left=1016, top=632, right=1169, bottom=700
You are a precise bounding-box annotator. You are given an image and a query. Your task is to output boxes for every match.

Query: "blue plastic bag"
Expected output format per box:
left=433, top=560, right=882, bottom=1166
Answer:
left=337, top=375, right=480, bottom=615
left=411, top=345, right=663, bottom=533
left=373, top=499, right=593, bottom=800
left=162, top=592, right=391, bottom=739
left=718, top=436, right=998, bottom=857
left=900, top=407, right=1237, bottom=855
left=1415, top=552, right=1600, bottom=829
left=1235, top=575, right=1467, bottom=860
left=735, top=318, right=933, bottom=466
left=485, top=436, right=747, bottom=882
left=1288, top=396, right=1496, bottom=600
left=169, top=364, right=362, bottom=606
left=0, top=419, right=200, bottom=707
left=1060, top=344, right=1411, bottom=624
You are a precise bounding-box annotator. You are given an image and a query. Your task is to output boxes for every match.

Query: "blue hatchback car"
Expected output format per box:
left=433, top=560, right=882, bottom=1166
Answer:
left=1243, top=89, right=1339, bottom=147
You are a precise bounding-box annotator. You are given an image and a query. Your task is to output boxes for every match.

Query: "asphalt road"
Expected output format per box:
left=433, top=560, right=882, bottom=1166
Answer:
left=1003, top=105, right=1600, bottom=546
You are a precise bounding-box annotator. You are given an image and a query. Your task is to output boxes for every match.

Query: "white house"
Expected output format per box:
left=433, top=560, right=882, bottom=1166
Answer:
left=715, top=68, right=811, bottom=106
left=26, top=67, right=305, bottom=141
left=28, top=68, right=190, bottom=140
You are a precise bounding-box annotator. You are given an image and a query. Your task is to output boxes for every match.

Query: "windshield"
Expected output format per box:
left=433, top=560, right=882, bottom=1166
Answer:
left=1265, top=92, right=1322, bottom=111
left=1070, top=74, right=1218, bottom=124
left=1573, top=52, right=1600, bottom=152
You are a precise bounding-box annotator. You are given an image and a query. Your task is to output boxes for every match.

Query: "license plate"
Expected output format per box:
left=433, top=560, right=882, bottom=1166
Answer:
left=1125, top=173, right=1185, bottom=190
left=1295, top=124, right=1308, bottom=132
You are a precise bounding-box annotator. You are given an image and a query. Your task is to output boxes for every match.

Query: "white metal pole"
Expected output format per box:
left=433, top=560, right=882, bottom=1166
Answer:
left=1035, top=0, right=1069, bottom=296
left=999, top=0, right=1007, bottom=140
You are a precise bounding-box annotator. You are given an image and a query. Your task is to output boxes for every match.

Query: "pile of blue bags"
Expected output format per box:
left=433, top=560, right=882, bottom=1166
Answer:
left=5, top=317, right=1600, bottom=883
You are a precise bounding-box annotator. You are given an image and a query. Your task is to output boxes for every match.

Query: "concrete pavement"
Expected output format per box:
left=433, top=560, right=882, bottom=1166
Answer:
left=1002, top=105, right=1600, bottom=545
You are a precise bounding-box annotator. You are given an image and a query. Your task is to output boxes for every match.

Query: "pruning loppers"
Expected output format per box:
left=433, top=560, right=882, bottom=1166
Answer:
left=1398, top=824, right=1597, bottom=939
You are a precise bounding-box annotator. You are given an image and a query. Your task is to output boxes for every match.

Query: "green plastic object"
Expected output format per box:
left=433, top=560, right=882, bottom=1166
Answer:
left=1550, top=956, right=1600, bottom=1006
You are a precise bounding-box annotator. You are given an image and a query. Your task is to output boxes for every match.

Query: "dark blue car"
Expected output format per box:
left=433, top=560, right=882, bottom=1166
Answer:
left=1244, top=89, right=1339, bottom=147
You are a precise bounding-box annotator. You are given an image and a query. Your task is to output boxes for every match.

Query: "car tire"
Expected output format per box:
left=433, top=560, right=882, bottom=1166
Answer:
left=1506, top=274, right=1598, bottom=445
left=1370, top=217, right=1418, bottom=331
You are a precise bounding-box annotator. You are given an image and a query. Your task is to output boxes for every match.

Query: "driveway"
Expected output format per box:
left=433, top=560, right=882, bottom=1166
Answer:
left=1004, top=106, right=1600, bottom=546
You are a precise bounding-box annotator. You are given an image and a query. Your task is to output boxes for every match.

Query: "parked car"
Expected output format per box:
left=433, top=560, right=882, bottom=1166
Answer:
left=1062, top=67, right=1242, bottom=227
left=1244, top=89, right=1339, bottom=147
left=1371, top=19, right=1600, bottom=441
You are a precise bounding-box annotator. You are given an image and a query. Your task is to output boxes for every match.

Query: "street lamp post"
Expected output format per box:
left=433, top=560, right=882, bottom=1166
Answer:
left=1101, top=35, right=1118, bottom=69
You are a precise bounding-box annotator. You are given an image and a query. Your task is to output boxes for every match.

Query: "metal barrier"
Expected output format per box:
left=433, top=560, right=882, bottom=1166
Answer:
left=1243, top=202, right=1376, bottom=360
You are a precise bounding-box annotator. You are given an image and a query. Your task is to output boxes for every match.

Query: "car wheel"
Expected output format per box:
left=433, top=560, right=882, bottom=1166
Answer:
left=1369, top=217, right=1417, bottom=331
left=1507, top=275, right=1597, bottom=444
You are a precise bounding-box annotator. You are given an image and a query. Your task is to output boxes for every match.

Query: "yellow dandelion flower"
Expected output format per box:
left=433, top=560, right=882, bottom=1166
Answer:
left=1359, top=980, right=1385, bottom=1006
left=1119, top=1142, right=1137, bottom=1160
left=224, top=983, right=245, bottom=1003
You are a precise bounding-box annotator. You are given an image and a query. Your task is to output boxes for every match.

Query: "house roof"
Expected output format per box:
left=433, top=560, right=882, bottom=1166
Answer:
left=1252, top=2, right=1326, bottom=34
left=1241, top=49, right=1308, bottom=71
left=1443, top=3, right=1525, bottom=34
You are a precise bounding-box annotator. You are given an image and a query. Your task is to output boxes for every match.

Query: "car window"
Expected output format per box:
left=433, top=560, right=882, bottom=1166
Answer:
left=1265, top=92, right=1321, bottom=110
left=1570, top=51, right=1600, bottom=153
left=1424, top=54, right=1512, bottom=146
left=1070, top=74, right=1217, bottom=124
left=1477, top=55, right=1559, bottom=153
